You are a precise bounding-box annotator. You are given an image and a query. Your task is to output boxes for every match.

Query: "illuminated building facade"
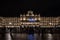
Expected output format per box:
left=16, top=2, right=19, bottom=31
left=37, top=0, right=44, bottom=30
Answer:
left=0, top=11, right=60, bottom=28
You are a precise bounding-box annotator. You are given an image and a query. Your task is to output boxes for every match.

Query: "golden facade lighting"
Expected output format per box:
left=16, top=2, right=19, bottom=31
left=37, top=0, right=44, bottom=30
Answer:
left=9, top=22, right=12, bottom=25
left=20, top=17, right=22, bottom=20
left=23, top=17, right=26, bottom=21
left=0, top=10, right=60, bottom=28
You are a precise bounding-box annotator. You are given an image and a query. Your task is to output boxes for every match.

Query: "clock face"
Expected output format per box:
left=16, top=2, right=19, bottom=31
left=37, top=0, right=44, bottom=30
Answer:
left=28, top=17, right=36, bottom=22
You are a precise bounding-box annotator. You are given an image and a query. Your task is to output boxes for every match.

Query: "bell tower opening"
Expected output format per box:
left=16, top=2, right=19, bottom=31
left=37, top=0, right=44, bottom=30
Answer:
left=27, top=10, right=34, bottom=16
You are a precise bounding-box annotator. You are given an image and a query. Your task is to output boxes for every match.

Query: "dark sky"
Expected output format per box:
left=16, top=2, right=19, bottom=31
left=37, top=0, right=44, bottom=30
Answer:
left=0, top=0, right=60, bottom=17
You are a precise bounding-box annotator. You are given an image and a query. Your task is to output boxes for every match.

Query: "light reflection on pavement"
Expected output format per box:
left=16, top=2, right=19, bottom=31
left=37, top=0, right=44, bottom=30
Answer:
left=0, top=33, right=60, bottom=40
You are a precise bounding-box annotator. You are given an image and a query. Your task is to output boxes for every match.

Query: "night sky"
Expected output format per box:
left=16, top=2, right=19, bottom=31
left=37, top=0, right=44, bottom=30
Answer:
left=0, top=0, right=60, bottom=17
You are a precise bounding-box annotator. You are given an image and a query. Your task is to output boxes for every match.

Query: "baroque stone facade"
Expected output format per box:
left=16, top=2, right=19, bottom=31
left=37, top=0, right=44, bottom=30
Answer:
left=0, top=11, right=60, bottom=28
